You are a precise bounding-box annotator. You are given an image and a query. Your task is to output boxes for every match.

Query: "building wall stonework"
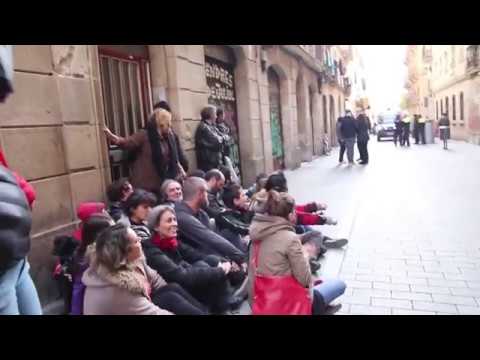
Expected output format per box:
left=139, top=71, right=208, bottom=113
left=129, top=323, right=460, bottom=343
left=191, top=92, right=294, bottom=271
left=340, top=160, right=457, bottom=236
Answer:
left=1, top=44, right=350, bottom=308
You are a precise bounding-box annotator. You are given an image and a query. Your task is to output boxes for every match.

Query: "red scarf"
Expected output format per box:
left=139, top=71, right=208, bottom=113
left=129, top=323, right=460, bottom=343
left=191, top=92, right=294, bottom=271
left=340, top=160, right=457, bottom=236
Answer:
left=151, top=233, right=178, bottom=251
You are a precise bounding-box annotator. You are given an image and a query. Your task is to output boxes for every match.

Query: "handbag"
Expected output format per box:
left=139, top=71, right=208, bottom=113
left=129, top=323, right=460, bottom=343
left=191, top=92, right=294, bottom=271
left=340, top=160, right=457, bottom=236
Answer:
left=251, top=241, right=312, bottom=315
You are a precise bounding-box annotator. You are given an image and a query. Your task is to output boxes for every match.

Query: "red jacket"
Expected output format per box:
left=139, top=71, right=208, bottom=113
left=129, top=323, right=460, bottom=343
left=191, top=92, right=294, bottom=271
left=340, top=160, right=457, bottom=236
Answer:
left=0, top=149, right=36, bottom=208
left=295, top=203, right=327, bottom=226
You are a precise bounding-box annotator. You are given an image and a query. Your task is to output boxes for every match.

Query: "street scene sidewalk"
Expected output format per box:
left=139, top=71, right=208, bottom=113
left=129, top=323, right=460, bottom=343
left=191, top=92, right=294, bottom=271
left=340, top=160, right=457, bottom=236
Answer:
left=285, top=139, right=480, bottom=315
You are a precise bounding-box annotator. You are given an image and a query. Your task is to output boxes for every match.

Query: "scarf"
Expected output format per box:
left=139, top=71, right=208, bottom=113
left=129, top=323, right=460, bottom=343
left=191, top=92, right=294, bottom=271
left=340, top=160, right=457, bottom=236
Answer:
left=146, top=120, right=179, bottom=181
left=151, top=233, right=178, bottom=251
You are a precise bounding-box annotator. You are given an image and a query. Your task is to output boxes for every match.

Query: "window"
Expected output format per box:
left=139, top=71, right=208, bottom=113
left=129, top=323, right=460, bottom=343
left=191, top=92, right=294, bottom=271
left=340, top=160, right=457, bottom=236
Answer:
left=436, top=100, right=439, bottom=120
left=452, top=95, right=456, bottom=121
left=441, top=99, right=444, bottom=115
left=460, top=92, right=464, bottom=121
left=424, top=97, right=428, bottom=108
left=445, top=96, right=449, bottom=117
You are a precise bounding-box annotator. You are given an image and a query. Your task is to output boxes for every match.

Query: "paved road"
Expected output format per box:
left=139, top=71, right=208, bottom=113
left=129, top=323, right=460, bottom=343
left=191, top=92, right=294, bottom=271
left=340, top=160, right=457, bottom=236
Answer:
left=285, top=138, right=480, bottom=315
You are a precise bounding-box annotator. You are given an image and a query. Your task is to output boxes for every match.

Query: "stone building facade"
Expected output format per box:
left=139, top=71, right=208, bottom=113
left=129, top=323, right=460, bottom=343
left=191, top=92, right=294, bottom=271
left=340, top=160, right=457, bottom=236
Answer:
left=406, top=45, right=480, bottom=144
left=0, top=45, right=350, bottom=308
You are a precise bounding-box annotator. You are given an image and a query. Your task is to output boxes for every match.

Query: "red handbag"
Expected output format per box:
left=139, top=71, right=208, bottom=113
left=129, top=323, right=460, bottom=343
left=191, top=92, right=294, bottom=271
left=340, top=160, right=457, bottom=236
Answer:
left=251, top=241, right=312, bottom=315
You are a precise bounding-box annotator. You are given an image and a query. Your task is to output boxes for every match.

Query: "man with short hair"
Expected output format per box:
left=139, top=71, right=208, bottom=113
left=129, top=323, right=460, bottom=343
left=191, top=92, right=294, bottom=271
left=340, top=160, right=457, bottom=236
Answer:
left=175, top=177, right=246, bottom=266
left=204, top=169, right=226, bottom=219
left=340, top=110, right=358, bottom=165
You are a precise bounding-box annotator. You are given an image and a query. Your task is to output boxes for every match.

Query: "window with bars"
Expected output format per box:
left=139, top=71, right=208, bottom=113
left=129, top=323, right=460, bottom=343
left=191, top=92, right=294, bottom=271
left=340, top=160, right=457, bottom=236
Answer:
left=99, top=48, right=153, bottom=181
left=445, top=96, right=449, bottom=117
left=436, top=100, right=438, bottom=120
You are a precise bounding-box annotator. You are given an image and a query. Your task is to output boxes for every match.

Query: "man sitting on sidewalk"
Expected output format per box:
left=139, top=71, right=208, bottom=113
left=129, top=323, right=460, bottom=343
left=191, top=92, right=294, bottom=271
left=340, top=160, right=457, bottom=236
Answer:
left=174, top=177, right=248, bottom=294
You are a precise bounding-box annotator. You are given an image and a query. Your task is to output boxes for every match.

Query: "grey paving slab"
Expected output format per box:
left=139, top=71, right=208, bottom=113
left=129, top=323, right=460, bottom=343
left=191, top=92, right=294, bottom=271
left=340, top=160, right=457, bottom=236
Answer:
left=285, top=140, right=480, bottom=316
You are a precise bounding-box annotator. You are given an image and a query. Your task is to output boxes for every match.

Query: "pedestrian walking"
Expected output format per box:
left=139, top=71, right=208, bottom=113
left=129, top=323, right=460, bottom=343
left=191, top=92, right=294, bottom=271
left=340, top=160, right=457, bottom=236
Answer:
left=340, top=110, right=357, bottom=165
left=413, top=114, right=420, bottom=144
left=393, top=113, right=403, bottom=147
left=418, top=114, right=426, bottom=145
left=438, top=113, right=450, bottom=150
left=356, top=113, right=370, bottom=165
left=336, top=115, right=346, bottom=164
left=401, top=113, right=411, bottom=147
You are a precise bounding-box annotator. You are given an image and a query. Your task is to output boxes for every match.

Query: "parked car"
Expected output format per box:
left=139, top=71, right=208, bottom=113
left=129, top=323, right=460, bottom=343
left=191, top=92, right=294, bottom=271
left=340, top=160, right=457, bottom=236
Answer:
left=376, top=113, right=396, bottom=141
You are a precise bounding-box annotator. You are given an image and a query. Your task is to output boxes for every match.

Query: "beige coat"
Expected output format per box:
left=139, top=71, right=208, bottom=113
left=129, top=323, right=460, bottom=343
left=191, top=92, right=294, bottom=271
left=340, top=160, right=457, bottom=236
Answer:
left=82, top=258, right=172, bottom=315
left=247, top=213, right=312, bottom=304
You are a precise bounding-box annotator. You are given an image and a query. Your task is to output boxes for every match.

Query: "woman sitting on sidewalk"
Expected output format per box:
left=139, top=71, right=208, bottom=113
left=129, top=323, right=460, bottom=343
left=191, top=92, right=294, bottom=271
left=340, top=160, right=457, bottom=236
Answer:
left=143, top=205, right=243, bottom=314
left=83, top=223, right=208, bottom=315
left=70, top=213, right=114, bottom=315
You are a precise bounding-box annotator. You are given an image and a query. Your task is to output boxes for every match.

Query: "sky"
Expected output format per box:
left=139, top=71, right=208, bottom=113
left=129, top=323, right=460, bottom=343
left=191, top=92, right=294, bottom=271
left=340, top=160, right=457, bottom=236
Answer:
left=356, top=45, right=407, bottom=113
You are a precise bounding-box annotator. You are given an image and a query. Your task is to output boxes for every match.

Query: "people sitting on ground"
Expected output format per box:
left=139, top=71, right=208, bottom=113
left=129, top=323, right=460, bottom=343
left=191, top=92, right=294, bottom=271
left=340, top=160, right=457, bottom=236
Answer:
left=249, top=172, right=336, bottom=227
left=195, top=105, right=225, bottom=172
left=214, top=183, right=254, bottom=253
left=188, top=169, right=206, bottom=179
left=70, top=213, right=114, bottom=315
left=204, top=169, right=227, bottom=220
left=142, top=205, right=244, bottom=313
left=106, top=178, right=134, bottom=222
left=174, top=177, right=248, bottom=290
left=248, top=190, right=314, bottom=314
left=72, top=202, right=107, bottom=242
left=300, top=231, right=347, bottom=315
left=246, top=173, right=268, bottom=199
left=159, top=179, right=183, bottom=208
left=122, top=189, right=157, bottom=241
left=82, top=224, right=207, bottom=315
left=103, top=108, right=189, bottom=198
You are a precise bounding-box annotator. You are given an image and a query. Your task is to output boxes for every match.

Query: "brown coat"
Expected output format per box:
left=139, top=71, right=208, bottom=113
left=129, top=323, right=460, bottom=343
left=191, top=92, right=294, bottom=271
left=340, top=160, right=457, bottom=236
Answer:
left=82, top=258, right=172, bottom=315
left=116, top=129, right=188, bottom=195
left=117, top=130, right=162, bottom=194
left=247, top=213, right=312, bottom=304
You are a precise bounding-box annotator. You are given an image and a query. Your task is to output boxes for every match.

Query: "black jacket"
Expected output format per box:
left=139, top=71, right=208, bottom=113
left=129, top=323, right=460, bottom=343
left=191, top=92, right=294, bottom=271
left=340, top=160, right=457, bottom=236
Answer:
left=174, top=201, right=246, bottom=265
left=340, top=115, right=358, bottom=139
left=205, top=190, right=226, bottom=219
left=356, top=115, right=371, bottom=142
left=142, top=239, right=226, bottom=290
left=216, top=122, right=233, bottom=158
left=195, top=120, right=224, bottom=172
left=0, top=165, right=32, bottom=272
left=215, top=208, right=253, bottom=237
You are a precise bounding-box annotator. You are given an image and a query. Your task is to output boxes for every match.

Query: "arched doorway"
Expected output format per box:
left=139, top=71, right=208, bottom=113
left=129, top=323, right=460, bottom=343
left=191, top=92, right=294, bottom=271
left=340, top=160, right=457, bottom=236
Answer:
left=329, top=95, right=336, bottom=144
left=268, top=67, right=285, bottom=170
left=204, top=45, right=242, bottom=180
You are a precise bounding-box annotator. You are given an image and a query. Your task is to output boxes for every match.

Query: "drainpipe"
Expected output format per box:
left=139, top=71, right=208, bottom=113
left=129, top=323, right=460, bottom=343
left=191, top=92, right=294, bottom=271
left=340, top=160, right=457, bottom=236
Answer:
left=256, top=45, right=268, bottom=174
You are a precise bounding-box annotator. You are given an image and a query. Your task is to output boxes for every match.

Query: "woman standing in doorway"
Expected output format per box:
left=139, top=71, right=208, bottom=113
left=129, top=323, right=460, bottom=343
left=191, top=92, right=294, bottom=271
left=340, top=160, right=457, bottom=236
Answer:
left=103, top=109, right=189, bottom=199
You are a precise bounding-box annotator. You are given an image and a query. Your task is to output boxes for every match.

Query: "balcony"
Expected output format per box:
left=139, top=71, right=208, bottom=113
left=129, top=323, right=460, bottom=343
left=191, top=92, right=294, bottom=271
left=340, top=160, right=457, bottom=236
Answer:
left=466, top=45, right=480, bottom=76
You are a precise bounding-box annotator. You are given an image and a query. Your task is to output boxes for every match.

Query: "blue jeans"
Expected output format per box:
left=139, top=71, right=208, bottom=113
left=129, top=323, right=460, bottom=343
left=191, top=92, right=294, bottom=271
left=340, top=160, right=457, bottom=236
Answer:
left=0, top=258, right=42, bottom=315
left=313, top=278, right=346, bottom=305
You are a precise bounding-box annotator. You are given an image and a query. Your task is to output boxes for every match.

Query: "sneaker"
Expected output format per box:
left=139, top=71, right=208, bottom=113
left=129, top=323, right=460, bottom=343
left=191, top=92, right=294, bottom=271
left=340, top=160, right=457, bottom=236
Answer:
left=323, top=237, right=348, bottom=249
left=324, top=303, right=343, bottom=315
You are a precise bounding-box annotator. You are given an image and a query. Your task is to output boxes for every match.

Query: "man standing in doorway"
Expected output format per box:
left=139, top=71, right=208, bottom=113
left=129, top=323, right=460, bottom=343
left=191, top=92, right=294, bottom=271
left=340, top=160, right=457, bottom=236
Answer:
left=340, top=110, right=357, bottom=165
left=336, top=115, right=346, bottom=164
left=195, top=105, right=225, bottom=172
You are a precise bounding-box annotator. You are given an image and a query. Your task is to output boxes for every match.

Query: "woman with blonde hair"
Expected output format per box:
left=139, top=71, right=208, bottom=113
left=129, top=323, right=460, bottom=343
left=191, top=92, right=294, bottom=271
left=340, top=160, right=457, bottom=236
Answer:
left=103, top=108, right=189, bottom=197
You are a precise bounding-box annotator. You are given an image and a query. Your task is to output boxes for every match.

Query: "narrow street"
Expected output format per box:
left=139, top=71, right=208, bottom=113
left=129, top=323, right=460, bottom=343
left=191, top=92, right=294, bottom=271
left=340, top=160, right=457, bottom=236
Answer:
left=285, top=139, right=480, bottom=315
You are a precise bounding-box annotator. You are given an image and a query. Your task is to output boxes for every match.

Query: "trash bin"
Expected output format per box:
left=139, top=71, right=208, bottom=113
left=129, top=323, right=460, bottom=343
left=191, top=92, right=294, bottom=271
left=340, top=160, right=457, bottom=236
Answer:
left=425, top=121, right=434, bottom=144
